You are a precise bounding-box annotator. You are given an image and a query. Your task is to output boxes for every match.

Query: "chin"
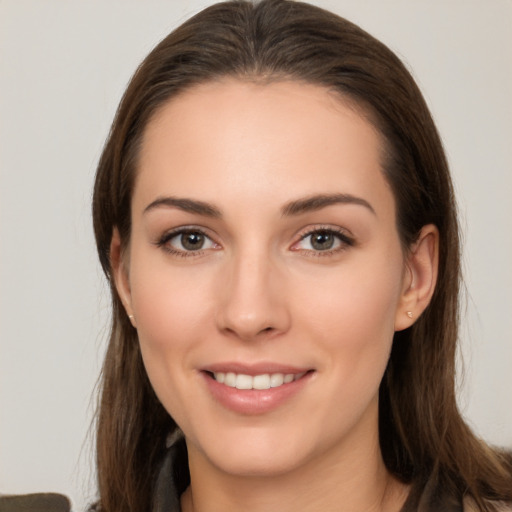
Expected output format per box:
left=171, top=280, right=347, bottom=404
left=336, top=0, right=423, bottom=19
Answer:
left=187, top=421, right=320, bottom=478
left=207, top=446, right=312, bottom=478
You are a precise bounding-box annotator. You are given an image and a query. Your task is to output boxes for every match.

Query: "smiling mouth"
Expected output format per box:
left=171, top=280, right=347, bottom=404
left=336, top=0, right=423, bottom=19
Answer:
left=206, top=371, right=310, bottom=390
left=201, top=367, right=315, bottom=414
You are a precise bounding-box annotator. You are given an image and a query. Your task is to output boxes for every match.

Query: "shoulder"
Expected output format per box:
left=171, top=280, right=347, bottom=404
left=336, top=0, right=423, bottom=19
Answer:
left=0, top=493, right=71, bottom=512
left=463, top=496, right=512, bottom=512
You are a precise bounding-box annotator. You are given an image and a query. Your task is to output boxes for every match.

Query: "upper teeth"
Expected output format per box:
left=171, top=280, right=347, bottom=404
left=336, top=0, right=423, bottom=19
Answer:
left=213, top=372, right=305, bottom=390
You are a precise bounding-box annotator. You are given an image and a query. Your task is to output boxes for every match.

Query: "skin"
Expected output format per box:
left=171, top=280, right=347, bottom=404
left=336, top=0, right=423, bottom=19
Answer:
left=112, top=79, right=438, bottom=512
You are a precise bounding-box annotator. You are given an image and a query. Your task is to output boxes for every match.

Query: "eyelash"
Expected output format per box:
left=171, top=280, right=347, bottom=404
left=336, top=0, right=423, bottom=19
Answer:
left=155, top=225, right=355, bottom=258
left=292, top=225, right=355, bottom=257
left=155, top=226, right=218, bottom=258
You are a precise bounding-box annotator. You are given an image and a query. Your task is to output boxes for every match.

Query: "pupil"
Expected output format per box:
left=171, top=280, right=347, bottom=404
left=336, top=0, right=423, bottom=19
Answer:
left=311, top=231, right=334, bottom=250
left=181, top=232, right=204, bottom=250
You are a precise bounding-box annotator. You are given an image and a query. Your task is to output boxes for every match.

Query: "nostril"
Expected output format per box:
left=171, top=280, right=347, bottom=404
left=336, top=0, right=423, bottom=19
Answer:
left=258, top=326, right=275, bottom=335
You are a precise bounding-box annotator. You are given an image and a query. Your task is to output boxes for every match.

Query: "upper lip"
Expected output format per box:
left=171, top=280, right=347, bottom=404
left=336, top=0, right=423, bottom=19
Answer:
left=200, top=361, right=313, bottom=376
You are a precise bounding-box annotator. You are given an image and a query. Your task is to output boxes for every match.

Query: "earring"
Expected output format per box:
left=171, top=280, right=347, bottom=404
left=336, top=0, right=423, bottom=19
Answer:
left=406, top=311, right=413, bottom=319
left=128, top=314, right=135, bottom=320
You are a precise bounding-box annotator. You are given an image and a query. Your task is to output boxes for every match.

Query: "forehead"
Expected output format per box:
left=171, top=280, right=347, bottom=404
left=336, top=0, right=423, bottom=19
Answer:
left=135, top=78, right=393, bottom=219
left=142, top=78, right=379, bottom=154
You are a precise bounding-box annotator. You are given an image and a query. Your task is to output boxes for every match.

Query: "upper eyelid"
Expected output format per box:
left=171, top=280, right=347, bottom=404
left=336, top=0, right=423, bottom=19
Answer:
left=295, top=224, right=354, bottom=240
left=158, top=225, right=216, bottom=242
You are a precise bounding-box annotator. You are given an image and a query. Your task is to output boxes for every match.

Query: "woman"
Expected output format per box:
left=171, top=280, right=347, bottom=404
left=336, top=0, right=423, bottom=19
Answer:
left=91, top=1, right=512, bottom=511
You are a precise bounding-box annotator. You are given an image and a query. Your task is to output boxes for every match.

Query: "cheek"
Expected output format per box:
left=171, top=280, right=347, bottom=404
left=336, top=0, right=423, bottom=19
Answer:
left=127, top=260, right=219, bottom=431
left=300, top=252, right=403, bottom=337
left=292, top=254, right=403, bottom=436
left=126, top=247, right=218, bottom=407
left=130, top=251, right=213, bottom=346
left=295, top=248, right=404, bottom=380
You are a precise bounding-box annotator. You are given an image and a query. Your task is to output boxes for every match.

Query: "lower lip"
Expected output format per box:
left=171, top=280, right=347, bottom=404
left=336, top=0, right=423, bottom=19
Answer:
left=201, top=371, right=313, bottom=415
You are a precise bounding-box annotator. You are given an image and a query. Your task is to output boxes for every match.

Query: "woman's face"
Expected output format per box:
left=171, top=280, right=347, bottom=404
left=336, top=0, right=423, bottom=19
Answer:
left=115, top=79, right=424, bottom=477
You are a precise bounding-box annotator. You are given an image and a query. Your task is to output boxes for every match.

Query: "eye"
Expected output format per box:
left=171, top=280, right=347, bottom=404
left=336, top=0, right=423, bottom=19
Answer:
left=292, top=227, right=354, bottom=254
left=304, top=230, right=339, bottom=251
left=157, top=228, right=219, bottom=256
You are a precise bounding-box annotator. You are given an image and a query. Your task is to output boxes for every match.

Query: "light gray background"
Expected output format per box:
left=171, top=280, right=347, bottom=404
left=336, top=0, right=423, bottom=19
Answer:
left=1, top=1, right=511, bottom=510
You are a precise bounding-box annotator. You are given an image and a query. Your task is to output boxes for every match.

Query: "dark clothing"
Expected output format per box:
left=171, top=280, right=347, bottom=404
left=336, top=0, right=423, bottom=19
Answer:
left=153, top=438, right=190, bottom=512
left=152, top=438, right=464, bottom=512
left=0, top=493, right=70, bottom=512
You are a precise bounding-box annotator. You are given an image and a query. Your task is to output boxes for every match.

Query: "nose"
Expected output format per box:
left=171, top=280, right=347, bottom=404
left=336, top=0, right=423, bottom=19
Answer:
left=215, top=250, right=291, bottom=341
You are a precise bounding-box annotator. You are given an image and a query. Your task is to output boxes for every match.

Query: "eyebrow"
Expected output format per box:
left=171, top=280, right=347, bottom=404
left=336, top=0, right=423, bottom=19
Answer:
left=143, top=193, right=375, bottom=218
left=281, top=193, right=376, bottom=216
left=143, top=196, right=222, bottom=217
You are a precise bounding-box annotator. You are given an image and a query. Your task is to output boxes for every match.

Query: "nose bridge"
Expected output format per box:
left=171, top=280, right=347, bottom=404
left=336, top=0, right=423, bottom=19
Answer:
left=216, top=244, right=289, bottom=340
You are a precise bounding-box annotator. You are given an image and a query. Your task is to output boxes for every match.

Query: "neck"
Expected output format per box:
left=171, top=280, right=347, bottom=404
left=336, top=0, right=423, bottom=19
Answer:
left=181, top=423, right=408, bottom=512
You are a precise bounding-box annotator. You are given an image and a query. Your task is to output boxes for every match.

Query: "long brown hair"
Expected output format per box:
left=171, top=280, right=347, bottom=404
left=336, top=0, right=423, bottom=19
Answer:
left=92, top=1, right=512, bottom=510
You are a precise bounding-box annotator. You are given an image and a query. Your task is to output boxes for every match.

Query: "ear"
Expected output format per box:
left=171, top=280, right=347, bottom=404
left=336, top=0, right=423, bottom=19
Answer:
left=394, top=224, right=439, bottom=331
left=110, top=228, right=136, bottom=327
